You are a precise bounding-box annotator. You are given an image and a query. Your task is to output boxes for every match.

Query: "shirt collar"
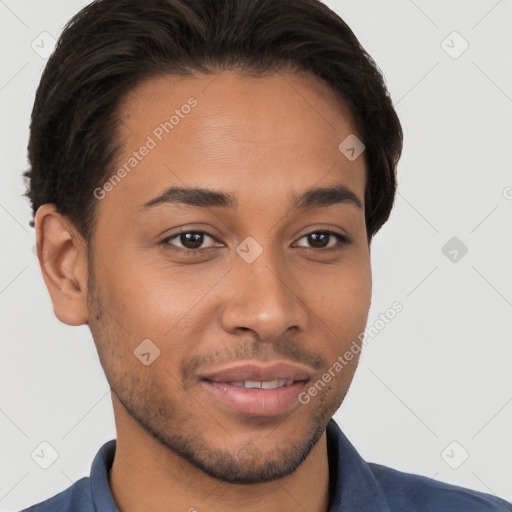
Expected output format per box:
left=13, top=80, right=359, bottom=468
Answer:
left=90, top=438, right=118, bottom=512
left=325, top=419, right=390, bottom=511
left=90, top=419, right=389, bottom=512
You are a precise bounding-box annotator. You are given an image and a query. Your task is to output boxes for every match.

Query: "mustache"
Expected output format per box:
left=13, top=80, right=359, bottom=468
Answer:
left=180, top=335, right=327, bottom=386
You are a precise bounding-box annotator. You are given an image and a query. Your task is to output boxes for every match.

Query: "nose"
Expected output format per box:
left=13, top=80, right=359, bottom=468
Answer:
left=219, top=245, right=310, bottom=341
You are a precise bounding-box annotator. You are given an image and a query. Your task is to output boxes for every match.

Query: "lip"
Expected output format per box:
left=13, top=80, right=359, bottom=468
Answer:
left=200, top=362, right=312, bottom=383
left=200, top=362, right=311, bottom=416
left=201, top=380, right=308, bottom=416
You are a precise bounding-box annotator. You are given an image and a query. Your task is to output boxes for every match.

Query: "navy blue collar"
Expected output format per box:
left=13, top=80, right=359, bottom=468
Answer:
left=325, top=419, right=390, bottom=511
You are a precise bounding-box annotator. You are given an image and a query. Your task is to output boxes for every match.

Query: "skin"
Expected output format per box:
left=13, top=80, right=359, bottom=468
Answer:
left=35, top=70, right=372, bottom=512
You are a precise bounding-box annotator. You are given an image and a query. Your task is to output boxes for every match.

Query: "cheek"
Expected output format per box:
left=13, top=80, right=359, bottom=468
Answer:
left=96, top=251, right=226, bottom=348
left=307, top=254, right=372, bottom=318
left=91, top=245, right=173, bottom=341
left=304, top=258, right=372, bottom=358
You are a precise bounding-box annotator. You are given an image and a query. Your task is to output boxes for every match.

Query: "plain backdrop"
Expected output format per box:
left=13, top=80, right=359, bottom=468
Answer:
left=1, top=0, right=511, bottom=510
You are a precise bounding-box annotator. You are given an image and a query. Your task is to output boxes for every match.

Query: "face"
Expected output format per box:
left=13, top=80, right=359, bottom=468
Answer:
left=86, top=70, right=371, bottom=483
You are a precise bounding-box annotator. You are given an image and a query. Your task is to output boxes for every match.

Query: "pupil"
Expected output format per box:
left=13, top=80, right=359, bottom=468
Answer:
left=309, top=232, right=328, bottom=248
left=181, top=232, right=203, bottom=249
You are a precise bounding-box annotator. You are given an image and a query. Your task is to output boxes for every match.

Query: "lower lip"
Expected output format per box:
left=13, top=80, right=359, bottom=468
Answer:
left=201, top=380, right=307, bottom=416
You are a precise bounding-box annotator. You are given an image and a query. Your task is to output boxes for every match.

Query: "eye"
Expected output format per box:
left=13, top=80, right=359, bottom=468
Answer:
left=161, top=230, right=220, bottom=254
left=294, top=230, right=351, bottom=251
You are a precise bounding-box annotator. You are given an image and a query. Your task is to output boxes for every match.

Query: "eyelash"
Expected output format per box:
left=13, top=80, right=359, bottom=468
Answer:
left=160, top=229, right=351, bottom=256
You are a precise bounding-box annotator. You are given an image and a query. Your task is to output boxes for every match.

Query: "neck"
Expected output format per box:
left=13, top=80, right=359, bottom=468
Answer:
left=108, top=399, right=331, bottom=512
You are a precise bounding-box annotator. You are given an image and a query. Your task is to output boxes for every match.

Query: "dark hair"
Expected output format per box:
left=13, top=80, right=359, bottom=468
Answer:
left=24, top=0, right=402, bottom=243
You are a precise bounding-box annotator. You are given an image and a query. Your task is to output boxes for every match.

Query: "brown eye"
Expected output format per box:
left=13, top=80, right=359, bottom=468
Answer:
left=161, top=231, right=218, bottom=253
left=295, top=231, right=350, bottom=250
left=306, top=232, right=330, bottom=248
left=177, top=232, right=205, bottom=249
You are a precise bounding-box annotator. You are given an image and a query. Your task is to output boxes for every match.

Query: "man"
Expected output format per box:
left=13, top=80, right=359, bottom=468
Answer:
left=23, top=0, right=511, bottom=510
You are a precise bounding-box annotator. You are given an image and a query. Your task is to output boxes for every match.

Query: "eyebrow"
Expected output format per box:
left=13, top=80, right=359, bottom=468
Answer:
left=140, top=184, right=363, bottom=211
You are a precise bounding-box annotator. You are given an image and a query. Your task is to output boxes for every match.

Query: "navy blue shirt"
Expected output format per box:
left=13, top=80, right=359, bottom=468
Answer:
left=21, top=419, right=512, bottom=511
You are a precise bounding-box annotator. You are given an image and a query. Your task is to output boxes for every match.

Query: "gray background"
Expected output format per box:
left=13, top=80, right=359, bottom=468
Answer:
left=1, top=0, right=511, bottom=510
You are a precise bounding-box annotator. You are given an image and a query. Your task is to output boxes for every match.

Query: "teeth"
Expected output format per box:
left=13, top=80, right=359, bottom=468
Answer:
left=261, top=379, right=280, bottom=389
left=229, top=379, right=292, bottom=389
left=244, top=380, right=263, bottom=389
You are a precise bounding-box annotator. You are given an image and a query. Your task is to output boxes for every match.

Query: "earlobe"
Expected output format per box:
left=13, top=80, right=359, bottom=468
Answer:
left=34, top=204, right=89, bottom=326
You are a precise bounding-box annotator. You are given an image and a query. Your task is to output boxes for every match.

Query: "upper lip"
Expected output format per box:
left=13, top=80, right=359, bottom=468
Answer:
left=201, top=362, right=312, bottom=383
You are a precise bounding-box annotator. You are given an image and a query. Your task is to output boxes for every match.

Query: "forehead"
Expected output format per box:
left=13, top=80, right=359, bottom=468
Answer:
left=98, top=70, right=366, bottom=219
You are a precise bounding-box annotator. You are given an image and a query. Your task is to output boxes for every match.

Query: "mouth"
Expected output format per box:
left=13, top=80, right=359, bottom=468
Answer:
left=220, top=379, right=295, bottom=389
left=200, top=362, right=311, bottom=416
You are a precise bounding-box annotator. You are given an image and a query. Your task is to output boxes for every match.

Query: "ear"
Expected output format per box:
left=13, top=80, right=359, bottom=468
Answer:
left=34, top=204, right=89, bottom=326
